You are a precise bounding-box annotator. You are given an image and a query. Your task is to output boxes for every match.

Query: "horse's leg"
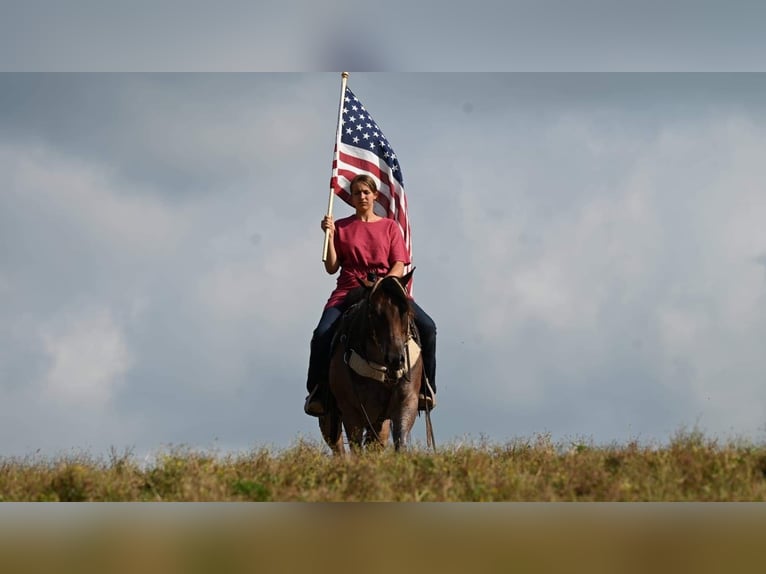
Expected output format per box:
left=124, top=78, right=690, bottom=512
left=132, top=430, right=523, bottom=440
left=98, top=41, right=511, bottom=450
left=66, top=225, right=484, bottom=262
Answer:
left=344, top=419, right=365, bottom=452
left=379, top=419, right=391, bottom=446
left=363, top=419, right=389, bottom=450
left=339, top=400, right=367, bottom=453
left=319, top=404, right=345, bottom=456
left=392, top=366, right=422, bottom=451
left=329, top=349, right=358, bottom=455
left=393, top=406, right=417, bottom=450
left=392, top=418, right=408, bottom=451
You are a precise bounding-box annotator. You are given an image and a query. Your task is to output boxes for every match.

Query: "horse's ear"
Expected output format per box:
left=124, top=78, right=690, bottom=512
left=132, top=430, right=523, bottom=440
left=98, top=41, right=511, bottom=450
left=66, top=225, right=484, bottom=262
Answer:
left=398, top=267, right=415, bottom=289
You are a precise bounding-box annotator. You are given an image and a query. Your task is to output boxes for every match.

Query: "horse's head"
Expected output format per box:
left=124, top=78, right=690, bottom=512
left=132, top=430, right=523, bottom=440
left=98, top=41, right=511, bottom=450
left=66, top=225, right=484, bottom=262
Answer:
left=358, top=270, right=414, bottom=377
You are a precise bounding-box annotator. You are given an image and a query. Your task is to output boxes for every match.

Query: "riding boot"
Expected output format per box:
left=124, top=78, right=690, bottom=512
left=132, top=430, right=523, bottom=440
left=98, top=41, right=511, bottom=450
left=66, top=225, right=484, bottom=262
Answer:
left=418, top=376, right=436, bottom=411
left=304, top=380, right=329, bottom=417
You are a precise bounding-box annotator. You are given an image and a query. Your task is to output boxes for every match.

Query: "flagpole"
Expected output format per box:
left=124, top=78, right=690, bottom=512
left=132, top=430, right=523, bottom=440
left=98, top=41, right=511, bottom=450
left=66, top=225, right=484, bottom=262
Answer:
left=323, top=71, right=349, bottom=262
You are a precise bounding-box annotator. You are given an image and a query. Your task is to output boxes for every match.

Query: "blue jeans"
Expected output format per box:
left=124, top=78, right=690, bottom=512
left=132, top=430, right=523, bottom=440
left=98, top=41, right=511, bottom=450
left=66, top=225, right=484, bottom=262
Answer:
left=305, top=300, right=437, bottom=394
left=305, top=305, right=344, bottom=393
left=411, top=300, right=437, bottom=392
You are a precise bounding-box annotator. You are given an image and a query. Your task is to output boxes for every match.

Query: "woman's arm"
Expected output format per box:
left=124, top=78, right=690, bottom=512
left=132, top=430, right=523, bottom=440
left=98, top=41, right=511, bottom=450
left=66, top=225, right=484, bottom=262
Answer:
left=385, top=220, right=408, bottom=279
left=322, top=215, right=340, bottom=274
left=386, top=261, right=405, bottom=278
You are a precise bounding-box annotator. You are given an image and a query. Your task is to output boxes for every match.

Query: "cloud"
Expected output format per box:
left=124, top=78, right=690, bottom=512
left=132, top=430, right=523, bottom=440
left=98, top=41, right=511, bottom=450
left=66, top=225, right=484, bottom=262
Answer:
left=415, top=104, right=766, bottom=441
left=0, top=74, right=336, bottom=197
left=1, top=141, right=190, bottom=256
left=40, top=307, right=132, bottom=408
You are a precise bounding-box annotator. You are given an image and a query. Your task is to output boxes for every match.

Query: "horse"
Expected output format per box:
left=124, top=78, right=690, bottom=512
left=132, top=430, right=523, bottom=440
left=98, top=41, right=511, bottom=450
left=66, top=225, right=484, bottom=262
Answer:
left=318, top=270, right=423, bottom=454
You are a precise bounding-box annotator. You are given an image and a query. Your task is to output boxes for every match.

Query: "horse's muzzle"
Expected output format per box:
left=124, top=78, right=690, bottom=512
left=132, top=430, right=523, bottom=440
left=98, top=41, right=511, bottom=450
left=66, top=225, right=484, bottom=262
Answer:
left=385, top=350, right=406, bottom=370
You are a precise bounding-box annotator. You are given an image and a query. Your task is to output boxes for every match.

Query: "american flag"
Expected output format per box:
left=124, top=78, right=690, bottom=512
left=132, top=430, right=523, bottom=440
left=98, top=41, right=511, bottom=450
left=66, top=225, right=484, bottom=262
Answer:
left=331, top=87, right=412, bottom=276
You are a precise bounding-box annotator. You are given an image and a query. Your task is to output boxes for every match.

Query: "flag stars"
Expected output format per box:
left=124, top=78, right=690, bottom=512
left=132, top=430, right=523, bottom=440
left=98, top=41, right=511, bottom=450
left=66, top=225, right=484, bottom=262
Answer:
left=338, top=89, right=405, bottom=188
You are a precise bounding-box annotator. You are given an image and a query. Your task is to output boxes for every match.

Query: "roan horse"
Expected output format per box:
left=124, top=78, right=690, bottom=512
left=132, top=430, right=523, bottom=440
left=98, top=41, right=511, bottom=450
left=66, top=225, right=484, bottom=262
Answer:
left=319, top=270, right=423, bottom=454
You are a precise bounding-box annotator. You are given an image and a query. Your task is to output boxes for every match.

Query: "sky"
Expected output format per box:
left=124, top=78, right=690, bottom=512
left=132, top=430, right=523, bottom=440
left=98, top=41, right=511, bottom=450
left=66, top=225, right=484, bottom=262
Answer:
left=3, top=0, right=766, bottom=71
left=2, top=72, right=766, bottom=458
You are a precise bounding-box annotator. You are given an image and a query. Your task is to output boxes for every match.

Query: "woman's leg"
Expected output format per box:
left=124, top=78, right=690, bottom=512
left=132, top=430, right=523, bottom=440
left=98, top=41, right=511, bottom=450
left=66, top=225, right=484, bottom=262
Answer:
left=411, top=300, right=437, bottom=400
left=304, top=306, right=343, bottom=415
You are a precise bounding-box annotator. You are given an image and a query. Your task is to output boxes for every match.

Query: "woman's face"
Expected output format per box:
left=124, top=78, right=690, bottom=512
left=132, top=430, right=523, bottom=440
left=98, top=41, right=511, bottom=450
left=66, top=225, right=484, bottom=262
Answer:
left=350, top=182, right=378, bottom=211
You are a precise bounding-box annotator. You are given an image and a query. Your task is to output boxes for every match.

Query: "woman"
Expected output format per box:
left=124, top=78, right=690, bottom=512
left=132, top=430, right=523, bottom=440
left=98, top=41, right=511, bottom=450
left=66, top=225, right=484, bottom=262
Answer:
left=304, top=174, right=437, bottom=417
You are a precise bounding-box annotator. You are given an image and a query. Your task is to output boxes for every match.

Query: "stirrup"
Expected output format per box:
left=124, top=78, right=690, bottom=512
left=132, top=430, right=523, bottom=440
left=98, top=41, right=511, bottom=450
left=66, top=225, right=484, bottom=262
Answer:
left=304, top=386, right=327, bottom=417
left=418, top=379, right=436, bottom=411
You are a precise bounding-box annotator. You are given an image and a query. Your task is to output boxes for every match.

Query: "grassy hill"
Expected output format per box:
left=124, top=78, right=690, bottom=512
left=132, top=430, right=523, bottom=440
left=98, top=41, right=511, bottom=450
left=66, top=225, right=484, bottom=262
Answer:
left=3, top=429, right=766, bottom=501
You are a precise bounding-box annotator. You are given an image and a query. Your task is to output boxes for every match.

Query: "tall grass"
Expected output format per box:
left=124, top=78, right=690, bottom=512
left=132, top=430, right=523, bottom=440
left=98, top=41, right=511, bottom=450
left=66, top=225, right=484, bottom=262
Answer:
left=2, top=430, right=766, bottom=501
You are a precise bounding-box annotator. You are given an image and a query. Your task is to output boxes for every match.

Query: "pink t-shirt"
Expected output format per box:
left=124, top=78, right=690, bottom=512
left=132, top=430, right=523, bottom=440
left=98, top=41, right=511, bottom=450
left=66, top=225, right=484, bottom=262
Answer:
left=325, top=215, right=411, bottom=309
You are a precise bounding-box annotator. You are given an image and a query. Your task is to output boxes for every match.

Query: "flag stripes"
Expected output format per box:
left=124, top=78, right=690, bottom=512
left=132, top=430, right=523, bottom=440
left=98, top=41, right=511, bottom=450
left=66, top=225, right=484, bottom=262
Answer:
left=329, top=87, right=412, bottom=274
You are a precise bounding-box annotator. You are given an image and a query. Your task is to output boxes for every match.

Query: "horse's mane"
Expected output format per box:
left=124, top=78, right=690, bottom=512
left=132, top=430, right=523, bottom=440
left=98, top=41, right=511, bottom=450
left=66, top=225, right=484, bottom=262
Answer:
left=344, top=284, right=368, bottom=308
